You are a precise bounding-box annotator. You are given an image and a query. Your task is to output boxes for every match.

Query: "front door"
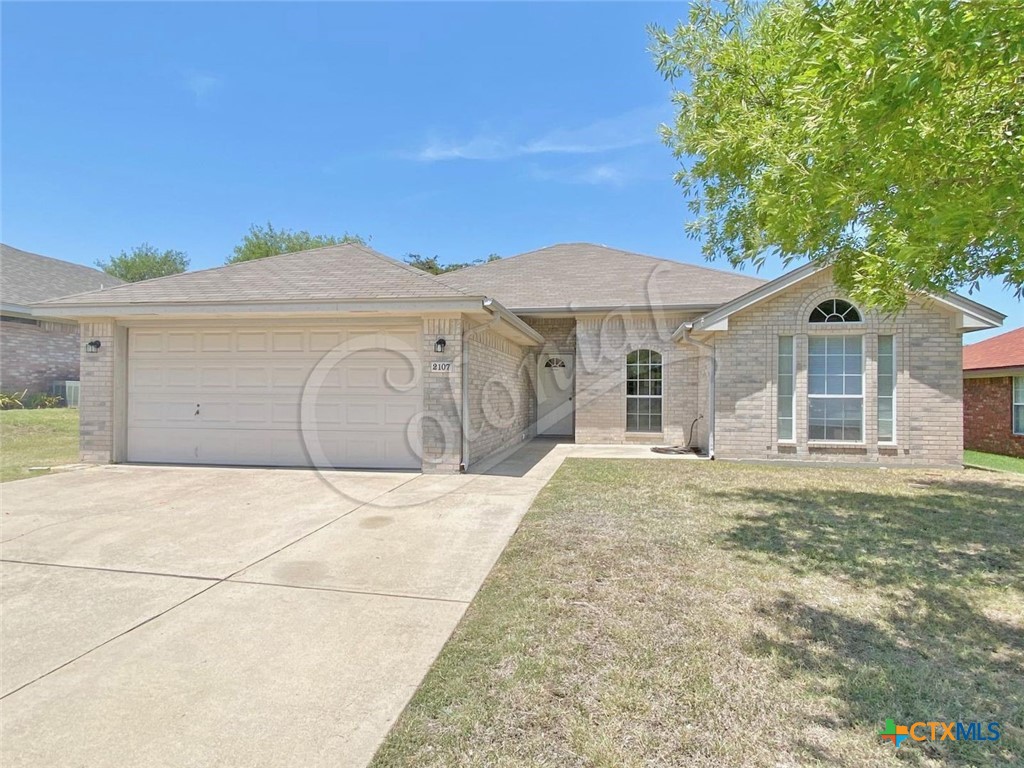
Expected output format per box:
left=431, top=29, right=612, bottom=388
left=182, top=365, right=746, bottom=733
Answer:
left=537, top=354, right=574, bottom=436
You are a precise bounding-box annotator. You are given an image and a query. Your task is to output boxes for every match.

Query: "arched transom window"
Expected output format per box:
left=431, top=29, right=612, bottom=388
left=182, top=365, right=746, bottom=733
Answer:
left=626, top=349, right=662, bottom=432
left=544, top=357, right=567, bottom=368
left=809, top=299, right=861, bottom=323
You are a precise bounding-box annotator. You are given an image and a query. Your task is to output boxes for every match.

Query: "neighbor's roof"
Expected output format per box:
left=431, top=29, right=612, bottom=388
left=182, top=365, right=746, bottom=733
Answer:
left=1, top=243, right=123, bottom=309
left=963, top=326, right=1024, bottom=371
left=36, top=243, right=472, bottom=307
left=436, top=243, right=766, bottom=312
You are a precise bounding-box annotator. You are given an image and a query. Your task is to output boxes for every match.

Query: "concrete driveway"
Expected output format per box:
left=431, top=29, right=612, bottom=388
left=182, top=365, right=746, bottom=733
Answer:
left=0, top=439, right=571, bottom=768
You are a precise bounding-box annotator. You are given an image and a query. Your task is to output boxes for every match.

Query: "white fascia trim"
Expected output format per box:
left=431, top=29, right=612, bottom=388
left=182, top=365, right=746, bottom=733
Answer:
left=31, top=296, right=491, bottom=319
left=482, top=298, right=545, bottom=345
left=509, top=304, right=720, bottom=316
left=671, top=262, right=1006, bottom=340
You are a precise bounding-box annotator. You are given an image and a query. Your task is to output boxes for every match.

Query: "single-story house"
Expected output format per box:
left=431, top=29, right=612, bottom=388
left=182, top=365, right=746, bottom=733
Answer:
left=33, top=242, right=1003, bottom=472
left=963, top=326, right=1024, bottom=458
left=1, top=243, right=123, bottom=398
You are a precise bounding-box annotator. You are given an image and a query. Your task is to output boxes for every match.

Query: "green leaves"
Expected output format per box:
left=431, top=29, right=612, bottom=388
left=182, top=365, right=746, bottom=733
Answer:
left=96, top=243, right=189, bottom=283
left=651, top=0, right=1024, bottom=309
left=227, top=222, right=365, bottom=264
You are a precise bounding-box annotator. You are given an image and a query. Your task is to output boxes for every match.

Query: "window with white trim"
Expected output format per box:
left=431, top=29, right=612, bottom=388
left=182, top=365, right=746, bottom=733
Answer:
left=777, top=336, right=795, bottom=441
left=809, top=299, right=861, bottom=323
left=626, top=349, right=662, bottom=432
left=877, top=335, right=896, bottom=442
left=1014, top=377, right=1024, bottom=436
left=808, top=336, right=863, bottom=441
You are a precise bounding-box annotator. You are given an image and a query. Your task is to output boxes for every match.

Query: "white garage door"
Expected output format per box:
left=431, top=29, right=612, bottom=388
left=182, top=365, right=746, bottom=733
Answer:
left=127, top=323, right=423, bottom=469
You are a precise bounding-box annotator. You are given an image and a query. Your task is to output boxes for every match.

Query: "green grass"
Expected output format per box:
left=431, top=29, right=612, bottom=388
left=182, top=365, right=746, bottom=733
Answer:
left=0, top=409, right=79, bottom=483
left=965, top=450, right=1024, bottom=475
left=372, top=460, right=1024, bottom=768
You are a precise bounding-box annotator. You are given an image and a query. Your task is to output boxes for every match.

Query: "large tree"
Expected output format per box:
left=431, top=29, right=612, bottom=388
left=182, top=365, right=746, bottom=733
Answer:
left=228, top=222, right=365, bottom=264
left=650, top=0, right=1024, bottom=309
left=97, top=243, right=189, bottom=282
left=404, top=253, right=501, bottom=274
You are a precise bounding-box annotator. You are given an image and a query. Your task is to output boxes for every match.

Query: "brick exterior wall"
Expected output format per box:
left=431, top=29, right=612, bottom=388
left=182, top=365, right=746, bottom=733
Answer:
left=78, top=320, right=127, bottom=463
left=712, top=269, right=964, bottom=467
left=964, top=375, right=1024, bottom=457
left=0, top=318, right=81, bottom=396
left=572, top=312, right=703, bottom=445
left=421, top=316, right=464, bottom=473
left=465, top=324, right=534, bottom=466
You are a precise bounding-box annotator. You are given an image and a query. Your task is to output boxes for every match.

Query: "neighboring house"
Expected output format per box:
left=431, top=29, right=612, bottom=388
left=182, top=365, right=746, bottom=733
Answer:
left=963, top=326, right=1024, bottom=458
left=33, top=242, right=1003, bottom=472
left=1, top=243, right=123, bottom=397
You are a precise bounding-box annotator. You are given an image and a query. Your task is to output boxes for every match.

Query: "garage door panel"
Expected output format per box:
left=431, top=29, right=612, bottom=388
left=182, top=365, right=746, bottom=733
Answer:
left=200, top=332, right=232, bottom=352
left=127, top=324, right=423, bottom=469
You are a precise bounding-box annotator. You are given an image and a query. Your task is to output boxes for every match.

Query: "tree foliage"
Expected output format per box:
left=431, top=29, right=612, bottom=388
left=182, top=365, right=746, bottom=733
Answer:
left=96, top=243, right=189, bottom=282
left=404, top=253, right=501, bottom=274
left=650, top=0, right=1024, bottom=308
left=227, top=222, right=365, bottom=264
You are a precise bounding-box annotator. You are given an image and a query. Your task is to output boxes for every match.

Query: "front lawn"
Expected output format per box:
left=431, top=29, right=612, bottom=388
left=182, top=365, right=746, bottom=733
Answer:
left=372, top=460, right=1023, bottom=767
left=0, top=409, right=79, bottom=483
left=965, top=450, right=1024, bottom=475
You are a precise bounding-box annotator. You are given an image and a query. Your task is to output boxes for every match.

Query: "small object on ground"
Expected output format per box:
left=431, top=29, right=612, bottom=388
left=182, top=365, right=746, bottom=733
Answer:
left=651, top=445, right=702, bottom=455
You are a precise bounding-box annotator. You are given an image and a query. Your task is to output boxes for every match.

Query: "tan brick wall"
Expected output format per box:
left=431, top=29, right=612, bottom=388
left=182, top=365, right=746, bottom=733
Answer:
left=78, top=320, right=127, bottom=463
left=465, top=324, right=534, bottom=466
left=573, top=311, right=704, bottom=445
left=522, top=317, right=576, bottom=353
left=712, top=269, right=964, bottom=466
left=0, top=318, right=80, bottom=396
left=421, top=316, right=463, bottom=473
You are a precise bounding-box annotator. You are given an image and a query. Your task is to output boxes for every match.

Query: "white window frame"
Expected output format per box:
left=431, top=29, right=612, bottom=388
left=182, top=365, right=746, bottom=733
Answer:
left=807, top=335, right=865, bottom=443
left=1014, top=376, right=1024, bottom=436
left=625, top=349, right=663, bottom=433
left=877, top=335, right=896, bottom=444
left=777, top=336, right=795, bottom=442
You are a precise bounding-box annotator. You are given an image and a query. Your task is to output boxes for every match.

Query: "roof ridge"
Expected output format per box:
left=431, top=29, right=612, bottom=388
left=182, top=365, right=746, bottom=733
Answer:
left=437, top=242, right=767, bottom=284
left=0, top=243, right=122, bottom=281
left=44, top=241, right=407, bottom=301
left=349, top=243, right=473, bottom=296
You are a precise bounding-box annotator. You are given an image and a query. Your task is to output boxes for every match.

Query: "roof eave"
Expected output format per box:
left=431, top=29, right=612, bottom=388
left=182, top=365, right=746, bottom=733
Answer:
left=31, top=296, right=490, bottom=319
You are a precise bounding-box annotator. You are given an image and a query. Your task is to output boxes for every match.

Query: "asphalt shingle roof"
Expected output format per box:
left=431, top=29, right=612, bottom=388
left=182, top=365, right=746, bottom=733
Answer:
left=37, top=243, right=471, bottom=306
left=436, top=243, right=766, bottom=311
left=1, top=243, right=123, bottom=306
left=963, top=326, right=1024, bottom=371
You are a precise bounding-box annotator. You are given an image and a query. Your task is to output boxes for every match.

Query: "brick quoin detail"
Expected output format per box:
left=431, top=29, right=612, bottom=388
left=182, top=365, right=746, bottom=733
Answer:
left=964, top=376, right=1024, bottom=458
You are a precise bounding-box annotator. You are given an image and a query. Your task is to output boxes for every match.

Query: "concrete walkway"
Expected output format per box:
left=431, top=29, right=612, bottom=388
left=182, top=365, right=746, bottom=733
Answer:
left=0, top=439, right=696, bottom=767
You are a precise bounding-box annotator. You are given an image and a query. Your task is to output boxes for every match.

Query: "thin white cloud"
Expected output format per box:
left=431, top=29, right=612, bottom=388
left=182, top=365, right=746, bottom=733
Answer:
left=184, top=72, right=222, bottom=104
left=530, top=162, right=630, bottom=187
left=412, top=105, right=667, bottom=163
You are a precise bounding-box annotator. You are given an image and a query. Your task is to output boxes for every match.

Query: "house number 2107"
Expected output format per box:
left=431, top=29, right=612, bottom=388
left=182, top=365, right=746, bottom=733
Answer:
left=430, top=361, right=452, bottom=373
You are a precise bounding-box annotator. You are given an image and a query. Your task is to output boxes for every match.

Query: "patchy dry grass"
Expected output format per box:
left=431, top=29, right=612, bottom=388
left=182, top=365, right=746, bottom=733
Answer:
left=372, top=460, right=1024, bottom=768
left=0, top=409, right=79, bottom=483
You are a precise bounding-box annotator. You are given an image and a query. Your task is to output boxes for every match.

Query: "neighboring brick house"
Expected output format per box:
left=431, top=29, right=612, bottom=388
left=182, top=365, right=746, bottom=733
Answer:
left=1, top=244, right=123, bottom=398
left=963, top=326, right=1024, bottom=458
left=33, top=243, right=1003, bottom=472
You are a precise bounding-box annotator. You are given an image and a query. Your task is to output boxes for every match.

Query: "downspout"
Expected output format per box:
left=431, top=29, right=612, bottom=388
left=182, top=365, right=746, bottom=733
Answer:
left=679, top=323, right=716, bottom=460
left=460, top=298, right=501, bottom=471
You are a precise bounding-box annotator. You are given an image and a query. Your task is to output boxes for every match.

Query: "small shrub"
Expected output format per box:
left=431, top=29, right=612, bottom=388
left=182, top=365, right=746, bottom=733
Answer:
left=27, top=393, right=63, bottom=409
left=0, top=390, right=28, bottom=409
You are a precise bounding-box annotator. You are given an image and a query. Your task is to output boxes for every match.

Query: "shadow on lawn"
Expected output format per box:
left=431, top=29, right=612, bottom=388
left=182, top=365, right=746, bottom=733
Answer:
left=720, top=475, right=1024, bottom=765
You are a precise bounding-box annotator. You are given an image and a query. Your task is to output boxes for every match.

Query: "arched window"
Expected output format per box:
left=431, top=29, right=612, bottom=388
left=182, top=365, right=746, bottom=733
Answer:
left=809, top=298, right=861, bottom=323
left=625, top=349, right=662, bottom=432
left=544, top=357, right=567, bottom=368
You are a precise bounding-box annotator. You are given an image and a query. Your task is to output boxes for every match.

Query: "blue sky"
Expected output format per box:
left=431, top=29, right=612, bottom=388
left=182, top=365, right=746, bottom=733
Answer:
left=2, top=1, right=1018, bottom=340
